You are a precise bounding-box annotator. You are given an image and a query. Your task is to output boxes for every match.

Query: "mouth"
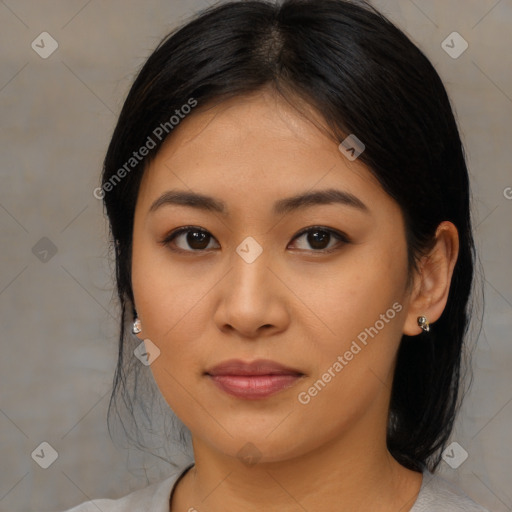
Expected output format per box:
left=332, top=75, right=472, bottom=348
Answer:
left=205, top=359, right=305, bottom=400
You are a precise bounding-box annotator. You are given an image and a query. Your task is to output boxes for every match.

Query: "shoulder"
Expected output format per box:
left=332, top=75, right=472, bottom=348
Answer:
left=59, top=465, right=191, bottom=512
left=411, top=471, right=490, bottom=512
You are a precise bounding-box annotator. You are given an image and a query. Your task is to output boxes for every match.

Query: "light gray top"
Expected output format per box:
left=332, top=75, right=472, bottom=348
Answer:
left=61, top=463, right=490, bottom=512
left=411, top=470, right=489, bottom=511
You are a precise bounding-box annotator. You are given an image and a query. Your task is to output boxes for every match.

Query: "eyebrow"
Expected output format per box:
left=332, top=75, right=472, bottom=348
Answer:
left=149, top=188, right=369, bottom=216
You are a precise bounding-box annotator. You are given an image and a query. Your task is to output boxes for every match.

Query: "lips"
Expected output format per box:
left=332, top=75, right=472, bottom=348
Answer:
left=205, top=359, right=304, bottom=400
left=206, top=358, right=303, bottom=377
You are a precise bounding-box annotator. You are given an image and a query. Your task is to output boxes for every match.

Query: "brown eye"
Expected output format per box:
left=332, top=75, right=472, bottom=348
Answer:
left=162, top=225, right=348, bottom=254
left=163, top=227, right=219, bottom=252
left=307, top=230, right=330, bottom=249
left=289, top=227, right=349, bottom=252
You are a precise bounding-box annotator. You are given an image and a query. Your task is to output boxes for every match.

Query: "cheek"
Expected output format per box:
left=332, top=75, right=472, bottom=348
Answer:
left=290, top=239, right=409, bottom=399
left=130, top=233, right=216, bottom=399
left=131, top=228, right=207, bottom=337
left=131, top=244, right=210, bottom=420
left=290, top=287, right=406, bottom=441
left=292, top=240, right=408, bottom=345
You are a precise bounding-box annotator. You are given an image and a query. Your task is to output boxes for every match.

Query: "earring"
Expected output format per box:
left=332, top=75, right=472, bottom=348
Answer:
left=417, top=316, right=430, bottom=332
left=132, top=318, right=142, bottom=334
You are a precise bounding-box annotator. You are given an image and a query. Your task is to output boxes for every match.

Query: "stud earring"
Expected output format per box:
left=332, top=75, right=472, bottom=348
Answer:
left=417, top=316, right=430, bottom=332
left=132, top=318, right=142, bottom=334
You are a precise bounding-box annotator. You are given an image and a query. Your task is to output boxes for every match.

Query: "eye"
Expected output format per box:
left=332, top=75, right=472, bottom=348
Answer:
left=161, top=226, right=220, bottom=252
left=161, top=225, right=349, bottom=254
left=289, top=226, right=349, bottom=252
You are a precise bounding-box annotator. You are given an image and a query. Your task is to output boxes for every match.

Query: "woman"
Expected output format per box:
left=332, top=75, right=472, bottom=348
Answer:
left=65, top=0, right=489, bottom=510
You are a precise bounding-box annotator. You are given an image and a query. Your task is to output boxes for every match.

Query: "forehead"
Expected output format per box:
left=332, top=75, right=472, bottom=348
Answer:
left=158, top=90, right=339, bottom=166
left=137, top=89, right=388, bottom=216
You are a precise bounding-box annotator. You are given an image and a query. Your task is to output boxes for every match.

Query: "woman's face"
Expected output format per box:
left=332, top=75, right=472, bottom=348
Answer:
left=131, top=89, right=415, bottom=464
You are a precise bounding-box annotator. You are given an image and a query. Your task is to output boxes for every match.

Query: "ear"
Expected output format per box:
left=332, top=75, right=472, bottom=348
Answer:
left=403, top=221, right=459, bottom=336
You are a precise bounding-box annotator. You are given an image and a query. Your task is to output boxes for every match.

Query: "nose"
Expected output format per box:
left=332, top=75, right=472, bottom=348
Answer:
left=213, top=243, right=290, bottom=339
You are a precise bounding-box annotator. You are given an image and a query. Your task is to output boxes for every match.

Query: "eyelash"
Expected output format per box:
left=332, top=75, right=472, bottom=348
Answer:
left=160, top=225, right=350, bottom=254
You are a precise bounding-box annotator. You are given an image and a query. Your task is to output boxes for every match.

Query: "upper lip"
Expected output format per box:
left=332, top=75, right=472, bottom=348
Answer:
left=205, top=359, right=304, bottom=376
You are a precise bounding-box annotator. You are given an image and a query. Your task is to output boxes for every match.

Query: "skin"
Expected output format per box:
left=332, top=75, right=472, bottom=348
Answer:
left=131, top=87, right=459, bottom=512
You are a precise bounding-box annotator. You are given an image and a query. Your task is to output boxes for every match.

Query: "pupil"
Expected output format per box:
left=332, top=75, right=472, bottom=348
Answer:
left=308, top=230, right=329, bottom=249
left=188, top=231, right=209, bottom=249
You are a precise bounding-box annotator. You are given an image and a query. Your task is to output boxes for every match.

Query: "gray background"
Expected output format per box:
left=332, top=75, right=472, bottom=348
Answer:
left=0, top=0, right=511, bottom=511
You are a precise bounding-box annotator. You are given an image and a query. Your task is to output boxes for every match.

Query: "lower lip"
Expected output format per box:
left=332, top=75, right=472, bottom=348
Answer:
left=207, top=374, right=302, bottom=399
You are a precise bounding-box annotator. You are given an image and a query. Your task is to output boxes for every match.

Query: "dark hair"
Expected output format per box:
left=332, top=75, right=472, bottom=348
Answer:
left=103, top=0, right=477, bottom=472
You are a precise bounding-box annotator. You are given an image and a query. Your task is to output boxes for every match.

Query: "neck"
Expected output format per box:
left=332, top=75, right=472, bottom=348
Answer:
left=171, top=417, right=422, bottom=512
